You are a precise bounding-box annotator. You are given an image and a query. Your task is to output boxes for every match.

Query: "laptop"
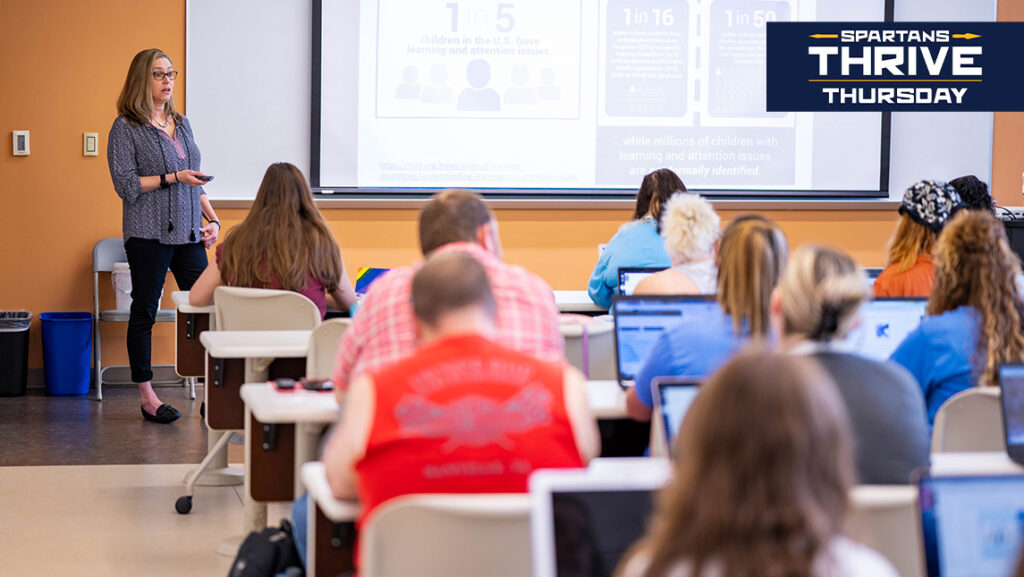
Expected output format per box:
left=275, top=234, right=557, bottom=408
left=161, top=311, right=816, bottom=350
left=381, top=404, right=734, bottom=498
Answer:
left=841, top=297, right=927, bottom=361
left=530, top=459, right=671, bottom=577
left=652, top=377, right=703, bottom=454
left=918, top=474, right=1024, bottom=577
left=354, top=267, right=391, bottom=296
left=617, top=267, right=667, bottom=296
left=611, top=295, right=719, bottom=388
left=999, top=364, right=1024, bottom=465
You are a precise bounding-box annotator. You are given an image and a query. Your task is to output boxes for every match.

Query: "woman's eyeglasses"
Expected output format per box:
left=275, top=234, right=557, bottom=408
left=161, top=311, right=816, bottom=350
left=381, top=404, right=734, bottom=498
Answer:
left=152, top=71, right=179, bottom=81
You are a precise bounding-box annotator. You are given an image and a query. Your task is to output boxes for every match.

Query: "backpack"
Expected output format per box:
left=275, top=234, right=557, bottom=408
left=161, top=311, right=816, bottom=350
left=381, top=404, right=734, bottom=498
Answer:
left=227, top=519, right=304, bottom=577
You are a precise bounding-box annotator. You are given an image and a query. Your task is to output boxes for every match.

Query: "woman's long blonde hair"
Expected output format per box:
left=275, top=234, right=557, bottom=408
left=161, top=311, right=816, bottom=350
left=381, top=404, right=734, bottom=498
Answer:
left=717, top=216, right=788, bottom=338
left=780, top=245, right=868, bottom=342
left=219, top=163, right=342, bottom=293
left=929, top=210, right=1024, bottom=387
left=885, top=214, right=936, bottom=272
left=117, top=48, right=181, bottom=127
left=620, top=349, right=855, bottom=577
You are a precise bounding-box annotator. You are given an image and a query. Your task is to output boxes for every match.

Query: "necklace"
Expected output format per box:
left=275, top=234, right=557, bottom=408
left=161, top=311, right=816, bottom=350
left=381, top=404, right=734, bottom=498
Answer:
left=152, top=115, right=169, bottom=128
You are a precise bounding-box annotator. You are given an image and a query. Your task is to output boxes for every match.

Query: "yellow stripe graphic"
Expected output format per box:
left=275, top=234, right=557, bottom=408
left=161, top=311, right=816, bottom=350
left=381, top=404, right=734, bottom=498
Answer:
left=952, top=33, right=981, bottom=39
left=809, top=33, right=839, bottom=38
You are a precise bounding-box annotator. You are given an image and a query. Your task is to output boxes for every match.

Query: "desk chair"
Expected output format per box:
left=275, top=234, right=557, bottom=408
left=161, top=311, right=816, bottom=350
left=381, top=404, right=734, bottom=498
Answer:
left=931, top=387, right=1003, bottom=453
left=362, top=493, right=532, bottom=577
left=92, top=237, right=179, bottom=400
left=306, top=319, right=351, bottom=379
left=560, top=315, right=615, bottom=380
left=178, top=287, right=321, bottom=516
left=848, top=485, right=924, bottom=577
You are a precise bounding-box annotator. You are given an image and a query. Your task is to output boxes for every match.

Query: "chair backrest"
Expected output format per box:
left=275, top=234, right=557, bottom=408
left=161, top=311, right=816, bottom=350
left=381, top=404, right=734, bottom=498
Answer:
left=931, top=387, right=1003, bottom=453
left=560, top=316, right=615, bottom=380
left=847, top=485, right=924, bottom=577
left=213, top=286, right=321, bottom=331
left=305, top=318, right=351, bottom=379
left=361, top=493, right=532, bottom=577
left=93, top=238, right=127, bottom=273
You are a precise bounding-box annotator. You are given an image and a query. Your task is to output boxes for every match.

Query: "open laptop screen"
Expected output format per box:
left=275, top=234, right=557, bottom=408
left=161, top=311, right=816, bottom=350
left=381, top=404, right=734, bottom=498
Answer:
left=612, top=295, right=719, bottom=386
left=919, top=475, right=1024, bottom=577
left=531, top=461, right=671, bottom=577
left=618, top=267, right=667, bottom=296
left=999, top=364, right=1024, bottom=453
left=655, top=378, right=702, bottom=450
left=842, top=298, right=926, bottom=361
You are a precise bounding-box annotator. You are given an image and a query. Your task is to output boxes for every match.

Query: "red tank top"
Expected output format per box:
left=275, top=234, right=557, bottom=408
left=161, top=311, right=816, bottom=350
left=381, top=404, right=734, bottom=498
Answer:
left=355, top=334, right=584, bottom=530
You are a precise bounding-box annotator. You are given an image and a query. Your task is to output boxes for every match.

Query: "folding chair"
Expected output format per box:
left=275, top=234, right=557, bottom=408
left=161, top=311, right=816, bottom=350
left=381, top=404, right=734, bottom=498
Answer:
left=92, top=237, right=179, bottom=400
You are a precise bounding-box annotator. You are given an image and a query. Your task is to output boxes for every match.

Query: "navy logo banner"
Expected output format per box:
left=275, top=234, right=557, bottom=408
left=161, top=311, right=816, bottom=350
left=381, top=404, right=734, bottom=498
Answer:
left=767, top=23, right=1024, bottom=111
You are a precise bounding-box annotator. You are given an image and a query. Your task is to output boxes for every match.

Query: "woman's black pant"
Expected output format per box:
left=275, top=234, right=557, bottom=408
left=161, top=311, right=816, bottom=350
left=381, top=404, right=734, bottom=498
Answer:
left=124, top=238, right=208, bottom=383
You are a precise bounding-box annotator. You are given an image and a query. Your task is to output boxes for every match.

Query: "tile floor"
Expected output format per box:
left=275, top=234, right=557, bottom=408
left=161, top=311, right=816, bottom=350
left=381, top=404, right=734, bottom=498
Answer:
left=0, top=385, right=285, bottom=576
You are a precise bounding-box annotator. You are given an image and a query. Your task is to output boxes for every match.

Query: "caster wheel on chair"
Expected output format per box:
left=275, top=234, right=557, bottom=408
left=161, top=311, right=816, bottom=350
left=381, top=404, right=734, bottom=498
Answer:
left=175, top=495, right=193, bottom=514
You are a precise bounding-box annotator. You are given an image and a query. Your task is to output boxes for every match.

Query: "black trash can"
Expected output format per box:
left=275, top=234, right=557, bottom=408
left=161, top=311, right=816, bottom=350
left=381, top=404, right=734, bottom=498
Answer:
left=0, top=311, right=32, bottom=397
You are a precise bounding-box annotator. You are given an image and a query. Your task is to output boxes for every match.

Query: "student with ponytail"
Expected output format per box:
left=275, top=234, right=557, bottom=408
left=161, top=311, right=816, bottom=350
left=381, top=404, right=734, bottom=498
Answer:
left=771, top=244, right=929, bottom=484
left=626, top=215, right=788, bottom=422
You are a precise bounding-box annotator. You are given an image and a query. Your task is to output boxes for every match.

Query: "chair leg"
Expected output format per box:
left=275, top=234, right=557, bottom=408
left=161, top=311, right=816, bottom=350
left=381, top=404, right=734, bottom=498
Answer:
left=94, top=321, right=103, bottom=401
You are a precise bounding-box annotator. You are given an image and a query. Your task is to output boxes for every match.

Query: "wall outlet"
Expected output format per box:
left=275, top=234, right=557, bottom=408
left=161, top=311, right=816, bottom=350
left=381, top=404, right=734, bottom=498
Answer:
left=12, top=130, right=29, bottom=156
left=83, top=132, right=98, bottom=157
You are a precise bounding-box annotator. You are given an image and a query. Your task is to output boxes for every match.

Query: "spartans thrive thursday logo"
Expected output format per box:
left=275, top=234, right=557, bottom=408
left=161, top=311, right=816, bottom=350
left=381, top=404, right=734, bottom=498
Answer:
left=767, top=22, right=1021, bottom=111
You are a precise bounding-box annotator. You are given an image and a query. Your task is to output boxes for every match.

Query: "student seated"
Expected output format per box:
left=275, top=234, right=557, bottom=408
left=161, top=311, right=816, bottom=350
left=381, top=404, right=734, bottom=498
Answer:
left=634, top=193, right=720, bottom=296
left=587, top=168, right=684, bottom=308
left=950, top=174, right=994, bottom=214
left=891, top=210, right=1024, bottom=425
left=188, top=162, right=357, bottom=317
left=771, top=244, right=929, bottom=484
left=615, top=349, right=899, bottom=577
left=332, top=189, right=563, bottom=394
left=873, top=180, right=963, bottom=298
left=626, top=215, right=788, bottom=422
left=318, top=251, right=600, bottom=572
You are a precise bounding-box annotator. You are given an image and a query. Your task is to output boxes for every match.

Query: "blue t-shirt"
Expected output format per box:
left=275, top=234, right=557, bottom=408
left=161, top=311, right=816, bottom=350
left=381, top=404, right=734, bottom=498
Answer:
left=633, top=311, right=745, bottom=408
left=588, top=219, right=672, bottom=309
left=890, top=306, right=980, bottom=425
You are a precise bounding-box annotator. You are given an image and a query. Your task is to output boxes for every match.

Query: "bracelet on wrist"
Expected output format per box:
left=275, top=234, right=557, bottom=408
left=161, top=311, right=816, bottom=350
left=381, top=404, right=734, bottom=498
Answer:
left=207, top=219, right=220, bottom=229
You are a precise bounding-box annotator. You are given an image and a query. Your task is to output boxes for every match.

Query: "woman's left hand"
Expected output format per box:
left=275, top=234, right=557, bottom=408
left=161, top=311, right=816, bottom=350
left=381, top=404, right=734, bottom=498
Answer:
left=200, top=222, right=220, bottom=248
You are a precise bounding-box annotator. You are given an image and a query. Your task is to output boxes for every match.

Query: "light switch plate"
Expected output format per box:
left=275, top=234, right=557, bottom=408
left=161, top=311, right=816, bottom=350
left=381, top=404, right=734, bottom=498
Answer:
left=12, top=130, right=29, bottom=156
left=83, top=132, right=98, bottom=157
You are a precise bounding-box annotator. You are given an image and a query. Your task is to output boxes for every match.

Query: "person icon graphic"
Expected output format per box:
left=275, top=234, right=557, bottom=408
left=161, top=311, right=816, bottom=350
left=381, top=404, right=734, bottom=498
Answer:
left=421, top=63, right=455, bottom=103
left=538, top=67, right=562, bottom=101
left=457, top=59, right=501, bottom=111
left=503, top=65, right=536, bottom=105
left=395, top=66, right=422, bottom=99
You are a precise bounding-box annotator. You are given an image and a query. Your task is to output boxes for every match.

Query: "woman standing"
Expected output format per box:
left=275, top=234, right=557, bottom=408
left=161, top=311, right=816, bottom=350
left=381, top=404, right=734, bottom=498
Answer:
left=108, top=48, right=220, bottom=424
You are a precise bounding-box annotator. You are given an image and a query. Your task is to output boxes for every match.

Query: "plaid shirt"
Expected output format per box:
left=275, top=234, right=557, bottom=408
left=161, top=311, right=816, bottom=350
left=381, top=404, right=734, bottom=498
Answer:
left=333, top=242, right=564, bottom=388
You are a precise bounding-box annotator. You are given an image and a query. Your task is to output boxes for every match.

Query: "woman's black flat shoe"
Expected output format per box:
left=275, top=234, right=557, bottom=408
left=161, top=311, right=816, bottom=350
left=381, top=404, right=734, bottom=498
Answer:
left=141, top=404, right=181, bottom=424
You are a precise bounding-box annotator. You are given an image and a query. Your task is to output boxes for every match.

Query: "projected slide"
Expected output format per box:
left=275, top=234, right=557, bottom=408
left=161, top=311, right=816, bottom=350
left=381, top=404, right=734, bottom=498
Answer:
left=319, top=0, right=886, bottom=194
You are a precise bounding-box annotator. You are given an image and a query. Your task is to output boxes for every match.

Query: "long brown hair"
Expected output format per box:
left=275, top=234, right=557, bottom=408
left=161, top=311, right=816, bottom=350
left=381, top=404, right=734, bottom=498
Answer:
left=116, top=48, right=182, bottom=127
left=621, top=349, right=855, bottom=577
left=780, top=245, right=868, bottom=342
left=633, top=169, right=687, bottom=231
left=219, top=163, right=342, bottom=293
left=929, top=210, right=1024, bottom=387
left=717, top=216, right=788, bottom=338
left=885, top=214, right=936, bottom=272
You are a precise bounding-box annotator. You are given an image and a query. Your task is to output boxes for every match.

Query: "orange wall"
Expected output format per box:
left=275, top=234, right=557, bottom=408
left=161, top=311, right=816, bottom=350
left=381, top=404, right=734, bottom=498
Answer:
left=1, top=2, right=1021, bottom=370
left=0, top=1, right=186, bottom=369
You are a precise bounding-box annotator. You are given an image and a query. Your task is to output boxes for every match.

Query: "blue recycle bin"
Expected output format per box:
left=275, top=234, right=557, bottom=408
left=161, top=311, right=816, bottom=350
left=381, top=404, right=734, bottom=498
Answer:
left=40, top=312, right=93, bottom=397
